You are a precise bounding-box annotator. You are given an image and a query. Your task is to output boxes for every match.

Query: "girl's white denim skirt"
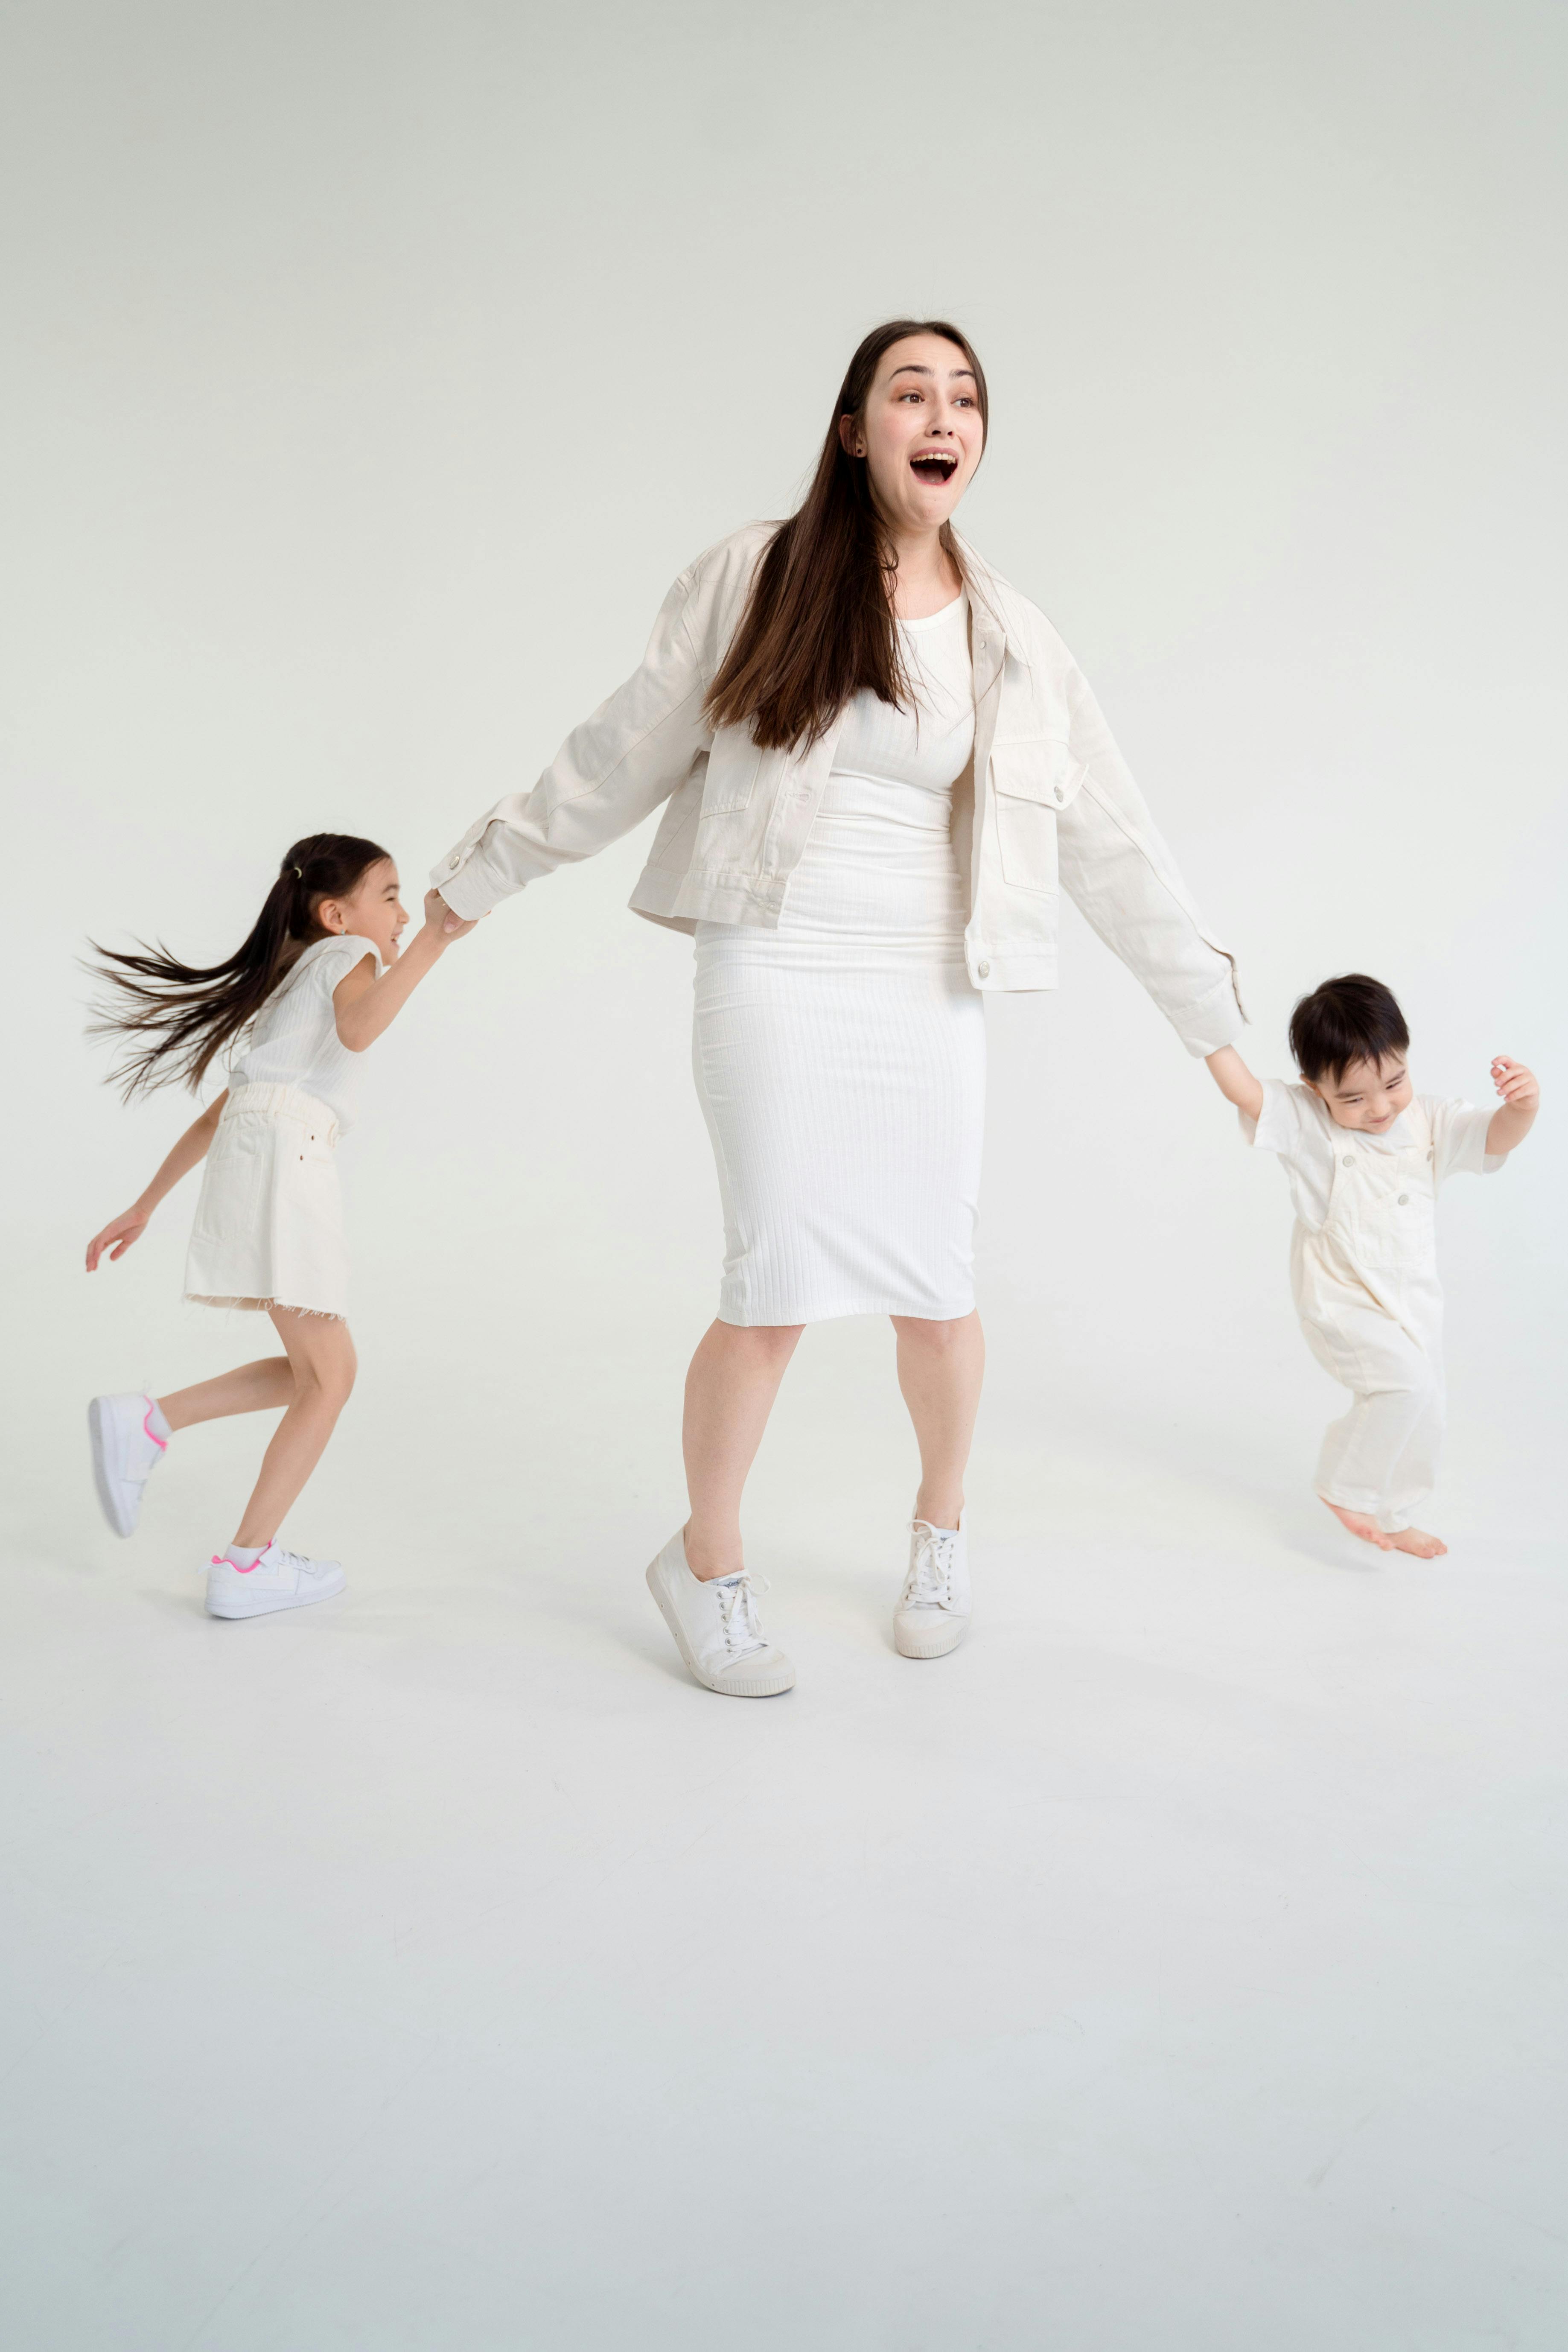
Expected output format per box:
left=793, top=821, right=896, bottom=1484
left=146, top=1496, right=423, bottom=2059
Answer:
left=184, top=1083, right=349, bottom=1320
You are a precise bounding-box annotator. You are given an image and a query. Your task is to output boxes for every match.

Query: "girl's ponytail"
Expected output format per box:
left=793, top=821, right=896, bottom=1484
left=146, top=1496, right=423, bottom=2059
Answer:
left=88, top=832, right=391, bottom=1100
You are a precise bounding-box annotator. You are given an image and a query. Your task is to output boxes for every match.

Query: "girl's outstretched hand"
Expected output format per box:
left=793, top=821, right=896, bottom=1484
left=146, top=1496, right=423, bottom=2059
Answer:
left=426, top=889, right=479, bottom=942
left=87, top=1208, right=149, bottom=1271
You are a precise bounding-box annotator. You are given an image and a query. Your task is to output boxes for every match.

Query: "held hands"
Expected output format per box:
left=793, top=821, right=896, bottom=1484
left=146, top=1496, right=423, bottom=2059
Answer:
left=1490, top=1056, right=1539, bottom=1113
left=426, top=888, right=480, bottom=943
left=86, top=1208, right=149, bottom=1271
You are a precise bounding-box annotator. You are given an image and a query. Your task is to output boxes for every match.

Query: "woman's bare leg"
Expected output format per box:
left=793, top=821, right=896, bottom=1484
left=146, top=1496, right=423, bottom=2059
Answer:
left=891, top=1310, right=985, bottom=1529
left=682, top=1319, right=804, bottom=1579
left=231, top=1309, right=357, bottom=1548
left=159, top=1357, right=294, bottom=1432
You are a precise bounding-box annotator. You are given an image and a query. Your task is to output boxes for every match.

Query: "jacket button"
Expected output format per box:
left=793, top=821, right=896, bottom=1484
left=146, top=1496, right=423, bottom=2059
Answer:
left=1343, top=1155, right=1354, bottom=1166
left=448, top=854, right=460, bottom=872
left=977, top=960, right=991, bottom=979
left=1054, top=785, right=1064, bottom=802
left=1398, top=1193, right=1409, bottom=1205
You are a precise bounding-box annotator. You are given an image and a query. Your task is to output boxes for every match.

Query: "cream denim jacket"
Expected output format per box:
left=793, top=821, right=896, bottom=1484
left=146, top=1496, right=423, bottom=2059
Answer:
left=434, top=524, right=1245, bottom=1054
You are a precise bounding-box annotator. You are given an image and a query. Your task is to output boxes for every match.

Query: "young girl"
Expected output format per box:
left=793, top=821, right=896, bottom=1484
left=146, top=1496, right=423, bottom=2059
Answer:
left=85, top=834, right=476, bottom=1617
left=1207, top=973, right=1539, bottom=1558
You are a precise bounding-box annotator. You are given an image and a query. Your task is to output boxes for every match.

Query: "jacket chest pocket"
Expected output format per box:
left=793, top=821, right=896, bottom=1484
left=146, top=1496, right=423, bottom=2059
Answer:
left=700, top=732, right=766, bottom=818
left=989, top=738, right=1084, bottom=894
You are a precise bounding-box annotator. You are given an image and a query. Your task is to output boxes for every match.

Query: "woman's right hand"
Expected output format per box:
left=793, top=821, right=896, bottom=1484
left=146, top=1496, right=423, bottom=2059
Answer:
left=426, top=888, right=479, bottom=941
left=87, top=1208, right=149, bottom=1271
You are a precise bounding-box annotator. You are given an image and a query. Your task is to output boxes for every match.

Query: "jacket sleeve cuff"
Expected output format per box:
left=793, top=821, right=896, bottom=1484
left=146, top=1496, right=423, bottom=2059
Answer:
left=1172, top=967, right=1247, bottom=1058
left=430, top=832, right=513, bottom=922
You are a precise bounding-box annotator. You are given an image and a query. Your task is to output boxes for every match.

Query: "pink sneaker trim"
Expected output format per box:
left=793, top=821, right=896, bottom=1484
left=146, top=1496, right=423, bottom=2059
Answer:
left=142, top=1398, right=168, bottom=1453
left=211, top=1548, right=265, bottom=1574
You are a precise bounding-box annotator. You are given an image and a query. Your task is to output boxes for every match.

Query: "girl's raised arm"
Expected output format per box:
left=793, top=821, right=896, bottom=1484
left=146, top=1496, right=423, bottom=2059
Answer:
left=332, top=891, right=478, bottom=1054
left=86, top=1091, right=228, bottom=1270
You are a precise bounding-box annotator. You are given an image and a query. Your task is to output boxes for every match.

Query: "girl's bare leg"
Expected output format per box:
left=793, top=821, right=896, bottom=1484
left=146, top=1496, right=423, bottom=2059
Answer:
left=232, top=1309, right=357, bottom=1548
left=682, top=1319, right=804, bottom=1580
left=890, top=1310, right=985, bottom=1529
left=159, top=1357, right=294, bottom=1432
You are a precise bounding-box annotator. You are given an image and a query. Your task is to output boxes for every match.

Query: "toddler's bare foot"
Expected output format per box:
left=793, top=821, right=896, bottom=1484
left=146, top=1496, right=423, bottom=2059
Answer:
left=1323, top=1500, right=1394, bottom=1550
left=1383, top=1525, right=1448, bottom=1559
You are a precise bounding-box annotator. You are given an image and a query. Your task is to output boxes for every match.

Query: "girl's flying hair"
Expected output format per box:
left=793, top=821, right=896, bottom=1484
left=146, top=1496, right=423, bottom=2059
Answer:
left=87, top=833, right=391, bottom=1100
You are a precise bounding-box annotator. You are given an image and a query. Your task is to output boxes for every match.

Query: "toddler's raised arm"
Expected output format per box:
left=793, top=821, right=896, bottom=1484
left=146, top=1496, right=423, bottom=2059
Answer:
left=1204, top=1044, right=1265, bottom=1124
left=1485, top=1057, right=1539, bottom=1157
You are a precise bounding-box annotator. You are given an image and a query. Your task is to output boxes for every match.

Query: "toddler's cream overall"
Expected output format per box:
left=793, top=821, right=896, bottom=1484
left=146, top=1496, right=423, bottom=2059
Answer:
left=1246, top=1086, right=1500, bottom=1534
left=1292, top=1099, right=1444, bottom=1533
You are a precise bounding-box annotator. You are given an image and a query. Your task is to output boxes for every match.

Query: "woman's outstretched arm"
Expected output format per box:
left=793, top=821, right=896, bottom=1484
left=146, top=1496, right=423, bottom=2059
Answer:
left=433, top=561, right=716, bottom=926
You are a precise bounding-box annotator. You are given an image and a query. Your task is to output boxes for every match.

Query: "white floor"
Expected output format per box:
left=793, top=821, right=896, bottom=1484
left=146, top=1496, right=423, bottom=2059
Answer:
left=3, top=1273, right=1566, bottom=2352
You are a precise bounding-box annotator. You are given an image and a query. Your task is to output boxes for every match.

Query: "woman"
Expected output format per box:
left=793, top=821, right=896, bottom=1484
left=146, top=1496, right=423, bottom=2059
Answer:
left=434, top=319, right=1244, bottom=1697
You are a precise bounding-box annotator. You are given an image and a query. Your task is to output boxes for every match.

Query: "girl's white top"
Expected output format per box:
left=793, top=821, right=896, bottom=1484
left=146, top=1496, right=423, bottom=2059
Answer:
left=1242, top=1081, right=1501, bottom=1229
left=227, top=935, right=384, bottom=1129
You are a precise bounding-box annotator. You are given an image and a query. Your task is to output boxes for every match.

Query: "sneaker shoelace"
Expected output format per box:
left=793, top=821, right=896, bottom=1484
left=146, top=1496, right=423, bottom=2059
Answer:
left=714, top=1571, right=769, bottom=1659
left=902, top=1525, right=957, bottom=1611
left=261, top=1544, right=317, bottom=1580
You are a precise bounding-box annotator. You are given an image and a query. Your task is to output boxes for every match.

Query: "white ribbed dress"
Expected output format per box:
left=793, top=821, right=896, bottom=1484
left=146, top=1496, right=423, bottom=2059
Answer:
left=693, top=595, right=982, bottom=1325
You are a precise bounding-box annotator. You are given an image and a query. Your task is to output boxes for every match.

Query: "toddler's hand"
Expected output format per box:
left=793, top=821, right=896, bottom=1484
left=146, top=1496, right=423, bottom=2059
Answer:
left=425, top=888, right=480, bottom=942
left=1490, top=1057, right=1539, bottom=1112
left=87, top=1208, right=149, bottom=1271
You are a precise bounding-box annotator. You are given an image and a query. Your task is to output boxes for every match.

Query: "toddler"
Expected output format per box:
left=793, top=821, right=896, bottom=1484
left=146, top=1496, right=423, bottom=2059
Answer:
left=85, top=833, right=476, bottom=1616
left=1207, top=974, right=1538, bottom=1555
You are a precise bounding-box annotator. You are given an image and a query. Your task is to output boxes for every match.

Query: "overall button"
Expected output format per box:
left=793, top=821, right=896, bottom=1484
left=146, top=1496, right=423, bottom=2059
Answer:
left=1053, top=785, right=1064, bottom=802
left=1398, top=1193, right=1409, bottom=1205
left=977, top=960, right=991, bottom=979
left=448, top=854, right=460, bottom=872
left=1343, top=1155, right=1355, bottom=1166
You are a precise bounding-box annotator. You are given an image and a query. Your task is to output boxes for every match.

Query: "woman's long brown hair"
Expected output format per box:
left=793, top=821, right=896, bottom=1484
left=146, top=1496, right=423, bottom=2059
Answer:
left=87, top=832, right=391, bottom=1100
left=705, top=318, right=988, bottom=751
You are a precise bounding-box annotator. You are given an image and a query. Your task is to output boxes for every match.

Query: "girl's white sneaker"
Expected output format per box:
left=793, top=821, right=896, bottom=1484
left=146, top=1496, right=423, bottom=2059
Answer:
left=645, top=1529, right=795, bottom=1697
left=205, top=1541, right=347, bottom=1620
left=894, top=1520, right=971, bottom=1657
left=88, top=1392, right=168, bottom=1537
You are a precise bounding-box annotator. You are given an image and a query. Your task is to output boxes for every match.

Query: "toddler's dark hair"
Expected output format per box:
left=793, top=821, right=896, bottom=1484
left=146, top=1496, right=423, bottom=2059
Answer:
left=1288, top=973, right=1410, bottom=1085
left=87, top=832, right=391, bottom=1100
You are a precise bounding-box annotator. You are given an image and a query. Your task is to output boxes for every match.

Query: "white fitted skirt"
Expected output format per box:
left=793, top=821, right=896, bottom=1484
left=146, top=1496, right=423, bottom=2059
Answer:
left=184, top=1083, right=349, bottom=1320
left=693, top=788, right=985, bottom=1326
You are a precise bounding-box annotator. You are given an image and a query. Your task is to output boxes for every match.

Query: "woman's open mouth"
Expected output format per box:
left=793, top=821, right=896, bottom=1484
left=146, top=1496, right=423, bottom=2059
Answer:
left=909, top=451, right=959, bottom=485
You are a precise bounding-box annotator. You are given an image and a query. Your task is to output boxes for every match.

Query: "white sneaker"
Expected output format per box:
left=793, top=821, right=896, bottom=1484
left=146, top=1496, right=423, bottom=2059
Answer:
left=206, top=1541, right=347, bottom=1620
left=894, top=1520, right=971, bottom=1658
left=645, top=1529, right=795, bottom=1697
left=88, top=1392, right=168, bottom=1537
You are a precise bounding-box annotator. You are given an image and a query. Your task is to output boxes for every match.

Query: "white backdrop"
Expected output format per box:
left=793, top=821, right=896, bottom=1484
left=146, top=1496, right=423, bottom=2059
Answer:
left=3, top=0, right=1560, bottom=1554
left=2, top=6, right=1565, bottom=2345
